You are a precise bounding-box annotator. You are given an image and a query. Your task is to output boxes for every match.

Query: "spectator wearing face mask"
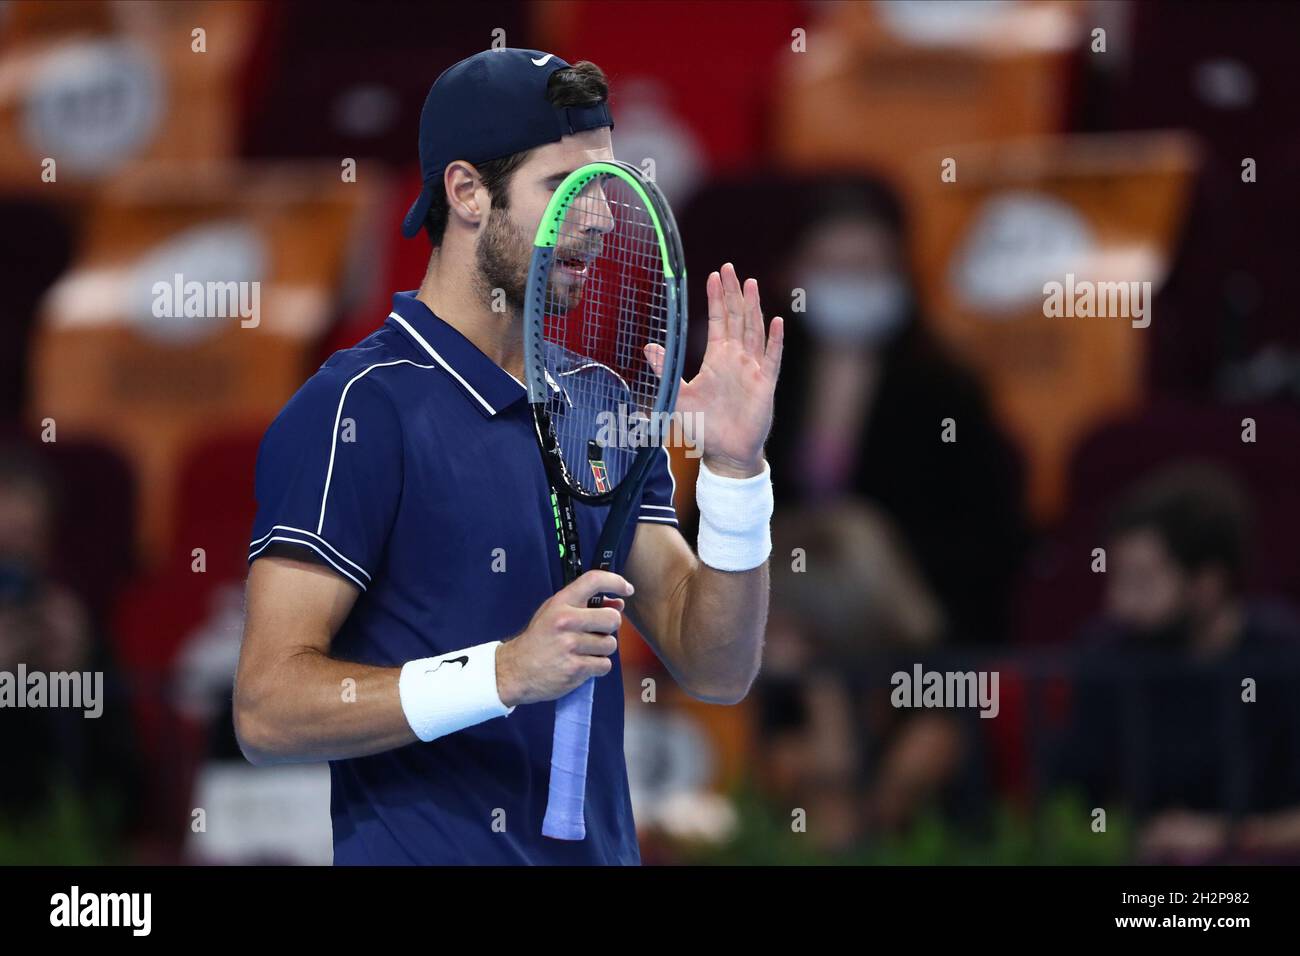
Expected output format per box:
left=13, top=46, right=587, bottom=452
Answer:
left=766, top=177, right=1028, bottom=646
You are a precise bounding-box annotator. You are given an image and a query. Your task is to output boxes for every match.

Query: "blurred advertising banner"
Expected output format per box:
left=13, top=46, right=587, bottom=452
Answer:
left=904, top=132, right=1198, bottom=520
left=0, top=1, right=259, bottom=191
left=29, top=163, right=377, bottom=564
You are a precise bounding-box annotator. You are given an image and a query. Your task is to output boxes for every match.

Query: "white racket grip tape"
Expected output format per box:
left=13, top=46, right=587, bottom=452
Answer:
left=398, top=642, right=515, bottom=743
left=695, top=459, right=774, bottom=572
left=542, top=676, right=595, bottom=840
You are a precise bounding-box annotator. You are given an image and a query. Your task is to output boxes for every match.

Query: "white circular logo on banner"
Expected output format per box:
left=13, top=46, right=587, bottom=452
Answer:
left=876, top=0, right=1016, bottom=45
left=129, top=222, right=268, bottom=344
left=947, top=191, right=1095, bottom=314
left=24, top=41, right=164, bottom=176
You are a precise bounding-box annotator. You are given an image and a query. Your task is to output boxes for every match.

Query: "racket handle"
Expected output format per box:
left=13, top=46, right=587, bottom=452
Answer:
left=542, top=676, right=595, bottom=840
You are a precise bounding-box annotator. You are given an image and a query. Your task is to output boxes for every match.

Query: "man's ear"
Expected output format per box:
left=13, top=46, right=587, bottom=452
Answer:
left=445, top=160, right=486, bottom=229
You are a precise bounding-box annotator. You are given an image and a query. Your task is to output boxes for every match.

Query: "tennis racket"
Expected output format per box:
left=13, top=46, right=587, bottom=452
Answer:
left=523, top=160, right=686, bottom=840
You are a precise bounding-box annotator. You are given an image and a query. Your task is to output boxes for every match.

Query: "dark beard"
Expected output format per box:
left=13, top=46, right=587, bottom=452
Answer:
left=475, top=206, right=530, bottom=316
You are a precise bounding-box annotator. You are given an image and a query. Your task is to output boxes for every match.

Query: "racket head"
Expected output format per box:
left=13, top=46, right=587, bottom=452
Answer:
left=524, top=160, right=686, bottom=505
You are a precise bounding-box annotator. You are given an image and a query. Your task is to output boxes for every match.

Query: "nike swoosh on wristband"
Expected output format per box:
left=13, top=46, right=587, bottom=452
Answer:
left=531, top=54, right=554, bottom=66
left=425, top=655, right=470, bottom=674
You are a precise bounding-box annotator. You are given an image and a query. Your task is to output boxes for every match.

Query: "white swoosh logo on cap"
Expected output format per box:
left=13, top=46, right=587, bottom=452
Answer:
left=531, top=54, right=554, bottom=66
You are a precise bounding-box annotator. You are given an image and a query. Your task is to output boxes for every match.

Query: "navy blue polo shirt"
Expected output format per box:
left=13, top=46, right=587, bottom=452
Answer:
left=247, top=291, right=679, bottom=865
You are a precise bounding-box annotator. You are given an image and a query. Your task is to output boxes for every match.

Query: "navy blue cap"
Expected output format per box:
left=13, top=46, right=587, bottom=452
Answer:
left=401, top=48, right=614, bottom=239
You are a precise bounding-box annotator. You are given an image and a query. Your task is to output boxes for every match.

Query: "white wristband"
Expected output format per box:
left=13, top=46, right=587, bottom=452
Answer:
left=398, top=641, right=514, bottom=743
left=695, top=459, right=774, bottom=572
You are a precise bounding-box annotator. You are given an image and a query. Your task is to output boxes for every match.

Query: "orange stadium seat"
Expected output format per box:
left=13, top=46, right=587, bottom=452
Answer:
left=901, top=132, right=1199, bottom=522
left=26, top=163, right=379, bottom=566
left=0, top=0, right=259, bottom=194
left=770, top=0, right=1084, bottom=191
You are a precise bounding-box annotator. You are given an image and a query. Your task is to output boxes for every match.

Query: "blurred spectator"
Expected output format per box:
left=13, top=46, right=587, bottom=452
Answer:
left=766, top=176, right=1028, bottom=645
left=758, top=502, right=985, bottom=852
left=770, top=501, right=944, bottom=663
left=1050, top=463, right=1300, bottom=863
left=0, top=443, right=142, bottom=847
left=0, top=447, right=86, bottom=673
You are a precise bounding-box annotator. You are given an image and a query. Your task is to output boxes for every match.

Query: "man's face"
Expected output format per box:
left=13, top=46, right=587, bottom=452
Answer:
left=475, top=127, right=614, bottom=316
left=1105, top=528, right=1190, bottom=636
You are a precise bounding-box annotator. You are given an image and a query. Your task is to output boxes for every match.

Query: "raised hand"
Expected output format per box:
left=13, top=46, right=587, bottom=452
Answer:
left=646, top=262, right=784, bottom=478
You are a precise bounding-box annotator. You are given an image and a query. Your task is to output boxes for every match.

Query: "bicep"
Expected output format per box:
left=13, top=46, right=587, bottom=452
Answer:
left=238, top=556, right=360, bottom=680
left=622, top=520, right=697, bottom=659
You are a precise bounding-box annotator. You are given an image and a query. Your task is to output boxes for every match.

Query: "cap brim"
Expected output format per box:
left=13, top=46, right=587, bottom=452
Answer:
left=401, top=185, right=435, bottom=239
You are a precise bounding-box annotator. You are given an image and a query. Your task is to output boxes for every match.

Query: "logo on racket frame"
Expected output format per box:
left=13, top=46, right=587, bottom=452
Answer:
left=587, top=439, right=611, bottom=493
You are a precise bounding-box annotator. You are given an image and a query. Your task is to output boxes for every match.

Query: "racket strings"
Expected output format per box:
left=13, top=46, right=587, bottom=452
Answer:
left=543, top=176, right=671, bottom=496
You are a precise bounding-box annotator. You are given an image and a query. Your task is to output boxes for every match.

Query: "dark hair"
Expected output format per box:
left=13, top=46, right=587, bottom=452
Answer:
left=423, top=61, right=610, bottom=246
left=0, top=443, right=57, bottom=497
left=791, top=173, right=908, bottom=253
left=1107, top=462, right=1252, bottom=587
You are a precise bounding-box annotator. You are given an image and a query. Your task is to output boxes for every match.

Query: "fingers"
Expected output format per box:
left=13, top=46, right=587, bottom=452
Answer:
left=563, top=570, right=633, bottom=606
left=706, top=264, right=747, bottom=346
left=564, top=603, right=623, bottom=634
left=644, top=343, right=691, bottom=402
left=763, top=314, right=785, bottom=378
left=559, top=627, right=618, bottom=686
left=708, top=264, right=776, bottom=364
left=570, top=653, right=614, bottom=681
left=743, top=276, right=763, bottom=357
left=567, top=631, right=619, bottom=658
left=705, top=270, right=726, bottom=346
left=721, top=262, right=746, bottom=342
left=644, top=342, right=665, bottom=378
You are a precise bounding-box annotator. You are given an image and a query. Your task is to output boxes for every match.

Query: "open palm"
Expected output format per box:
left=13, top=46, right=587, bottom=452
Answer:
left=647, top=262, right=784, bottom=478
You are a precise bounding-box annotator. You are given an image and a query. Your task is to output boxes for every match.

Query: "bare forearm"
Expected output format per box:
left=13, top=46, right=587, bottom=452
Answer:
left=671, top=560, right=768, bottom=704
left=234, top=649, right=414, bottom=765
left=623, top=476, right=772, bottom=703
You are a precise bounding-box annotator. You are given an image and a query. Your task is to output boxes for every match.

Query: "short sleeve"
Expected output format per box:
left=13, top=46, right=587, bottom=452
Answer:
left=636, top=447, right=679, bottom=527
left=248, top=369, right=403, bottom=591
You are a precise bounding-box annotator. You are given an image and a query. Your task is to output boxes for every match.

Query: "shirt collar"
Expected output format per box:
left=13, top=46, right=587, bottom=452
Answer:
left=386, top=291, right=527, bottom=417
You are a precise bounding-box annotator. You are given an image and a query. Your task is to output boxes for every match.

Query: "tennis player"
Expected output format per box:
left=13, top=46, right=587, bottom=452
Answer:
left=234, top=49, right=783, bottom=865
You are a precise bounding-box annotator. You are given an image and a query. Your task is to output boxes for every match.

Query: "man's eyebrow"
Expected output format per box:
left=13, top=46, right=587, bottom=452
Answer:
left=544, top=169, right=577, bottom=183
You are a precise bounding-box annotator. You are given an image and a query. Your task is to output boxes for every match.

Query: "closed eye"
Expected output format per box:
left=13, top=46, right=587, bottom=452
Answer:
left=544, top=169, right=578, bottom=190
